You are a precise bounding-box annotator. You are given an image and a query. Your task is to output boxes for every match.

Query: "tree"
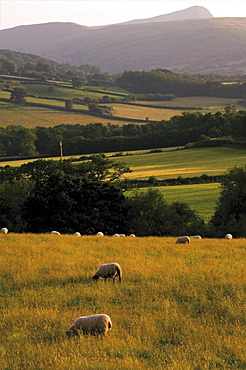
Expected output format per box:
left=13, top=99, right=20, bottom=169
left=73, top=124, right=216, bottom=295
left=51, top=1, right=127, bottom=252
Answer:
left=72, top=77, right=85, bottom=89
left=10, top=87, right=27, bottom=105
left=65, top=99, right=73, bottom=111
left=23, top=173, right=130, bottom=234
left=209, top=165, right=246, bottom=237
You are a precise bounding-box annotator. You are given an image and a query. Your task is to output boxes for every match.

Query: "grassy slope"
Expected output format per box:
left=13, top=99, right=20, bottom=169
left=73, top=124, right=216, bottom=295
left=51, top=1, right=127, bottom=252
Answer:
left=1, top=234, right=245, bottom=369
left=128, top=183, right=221, bottom=221
left=119, top=147, right=246, bottom=180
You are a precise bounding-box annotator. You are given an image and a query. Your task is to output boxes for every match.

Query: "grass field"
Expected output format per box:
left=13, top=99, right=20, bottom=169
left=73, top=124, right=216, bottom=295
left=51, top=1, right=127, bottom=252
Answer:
left=0, top=104, right=135, bottom=128
left=119, top=147, right=246, bottom=180
left=1, top=234, right=245, bottom=369
left=108, top=103, right=184, bottom=121
left=147, top=96, right=244, bottom=113
left=127, top=183, right=221, bottom=221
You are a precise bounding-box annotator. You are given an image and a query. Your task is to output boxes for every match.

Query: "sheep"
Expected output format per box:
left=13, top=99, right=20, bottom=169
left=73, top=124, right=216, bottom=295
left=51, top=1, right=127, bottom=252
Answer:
left=225, top=233, right=233, bottom=239
left=129, top=234, right=136, bottom=237
left=1, top=228, right=8, bottom=234
left=113, top=233, right=120, bottom=237
left=175, top=236, right=190, bottom=244
left=74, top=232, right=81, bottom=236
left=66, top=314, right=112, bottom=338
left=119, top=234, right=125, bottom=237
left=190, top=235, right=202, bottom=239
left=96, top=232, right=104, bottom=236
left=51, top=231, right=60, bottom=235
left=92, top=263, right=122, bottom=283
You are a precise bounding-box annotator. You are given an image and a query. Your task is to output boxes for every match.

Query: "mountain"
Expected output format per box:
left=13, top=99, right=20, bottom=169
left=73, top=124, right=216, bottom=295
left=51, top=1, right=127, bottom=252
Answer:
left=0, top=8, right=245, bottom=75
left=119, top=5, right=213, bottom=25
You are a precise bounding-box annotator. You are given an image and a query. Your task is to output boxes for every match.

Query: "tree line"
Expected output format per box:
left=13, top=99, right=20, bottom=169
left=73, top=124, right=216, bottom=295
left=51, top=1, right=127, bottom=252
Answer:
left=1, top=108, right=245, bottom=157
left=0, top=157, right=245, bottom=238
left=116, top=70, right=246, bottom=99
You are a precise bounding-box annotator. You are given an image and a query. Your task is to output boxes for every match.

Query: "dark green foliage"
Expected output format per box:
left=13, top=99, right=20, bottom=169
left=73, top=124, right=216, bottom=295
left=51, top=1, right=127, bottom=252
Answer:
left=65, top=99, right=73, bottom=111
left=209, top=165, right=246, bottom=237
left=10, top=87, right=27, bottom=105
left=71, top=77, right=85, bottom=89
left=1, top=110, right=245, bottom=157
left=126, top=188, right=206, bottom=237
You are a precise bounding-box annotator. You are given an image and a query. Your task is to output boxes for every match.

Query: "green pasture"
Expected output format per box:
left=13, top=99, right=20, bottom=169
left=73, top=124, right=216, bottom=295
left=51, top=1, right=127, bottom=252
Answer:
left=23, top=83, right=123, bottom=101
left=127, top=183, right=221, bottom=221
left=1, top=234, right=245, bottom=369
left=119, top=147, right=246, bottom=180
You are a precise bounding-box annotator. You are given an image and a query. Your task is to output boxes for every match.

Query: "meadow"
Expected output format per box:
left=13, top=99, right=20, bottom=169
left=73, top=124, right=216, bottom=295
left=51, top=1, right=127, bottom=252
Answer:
left=118, top=147, right=246, bottom=180
left=129, top=183, right=221, bottom=221
left=1, top=234, right=245, bottom=369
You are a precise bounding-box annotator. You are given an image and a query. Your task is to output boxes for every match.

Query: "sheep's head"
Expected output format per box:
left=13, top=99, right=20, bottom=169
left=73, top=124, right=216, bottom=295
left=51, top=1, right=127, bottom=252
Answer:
left=92, top=275, right=99, bottom=281
left=66, top=324, right=79, bottom=338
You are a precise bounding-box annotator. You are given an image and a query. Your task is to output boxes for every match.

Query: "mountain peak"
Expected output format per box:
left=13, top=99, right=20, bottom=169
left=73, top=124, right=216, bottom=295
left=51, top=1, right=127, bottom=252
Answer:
left=121, top=5, right=213, bottom=25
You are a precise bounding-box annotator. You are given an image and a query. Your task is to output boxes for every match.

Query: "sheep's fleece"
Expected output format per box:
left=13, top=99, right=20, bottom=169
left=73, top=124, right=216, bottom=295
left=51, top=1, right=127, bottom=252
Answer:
left=66, top=314, right=112, bottom=337
left=92, top=263, right=122, bottom=282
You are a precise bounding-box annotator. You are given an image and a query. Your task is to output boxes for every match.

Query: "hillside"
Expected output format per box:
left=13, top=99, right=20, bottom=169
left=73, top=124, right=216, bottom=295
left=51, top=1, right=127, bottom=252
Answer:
left=120, top=5, right=213, bottom=25
left=1, top=17, right=245, bottom=74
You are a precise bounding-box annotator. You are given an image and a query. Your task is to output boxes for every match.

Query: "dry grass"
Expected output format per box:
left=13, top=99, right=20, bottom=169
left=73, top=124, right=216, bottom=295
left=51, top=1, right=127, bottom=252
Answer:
left=1, top=234, right=245, bottom=369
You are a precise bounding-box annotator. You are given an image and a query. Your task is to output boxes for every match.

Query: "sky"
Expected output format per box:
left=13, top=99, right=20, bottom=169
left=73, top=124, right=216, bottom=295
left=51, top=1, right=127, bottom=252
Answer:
left=0, top=0, right=245, bottom=30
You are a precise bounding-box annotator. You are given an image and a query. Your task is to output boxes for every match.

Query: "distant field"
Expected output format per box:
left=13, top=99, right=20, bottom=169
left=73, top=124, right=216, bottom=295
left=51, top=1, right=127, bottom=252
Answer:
left=119, top=147, right=246, bottom=180
left=0, top=104, right=136, bottom=128
left=127, top=183, right=221, bottom=221
left=146, top=96, right=245, bottom=113
left=108, top=103, right=184, bottom=121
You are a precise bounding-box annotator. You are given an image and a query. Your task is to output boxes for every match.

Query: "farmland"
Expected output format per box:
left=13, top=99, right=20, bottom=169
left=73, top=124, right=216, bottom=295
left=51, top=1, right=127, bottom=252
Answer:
left=115, top=147, right=246, bottom=180
left=128, top=183, right=221, bottom=221
left=1, top=234, right=245, bottom=369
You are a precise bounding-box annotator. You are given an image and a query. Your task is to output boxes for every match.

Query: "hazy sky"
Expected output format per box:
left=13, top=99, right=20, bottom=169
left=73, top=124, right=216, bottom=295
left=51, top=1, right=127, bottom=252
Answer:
left=1, top=0, right=245, bottom=30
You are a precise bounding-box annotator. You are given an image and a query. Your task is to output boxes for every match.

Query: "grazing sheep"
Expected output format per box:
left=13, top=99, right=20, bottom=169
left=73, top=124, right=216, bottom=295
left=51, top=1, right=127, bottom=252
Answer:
left=51, top=231, right=60, bottom=235
left=92, top=263, right=122, bottom=283
left=1, top=228, right=8, bottom=234
left=66, top=314, right=112, bottom=338
left=96, top=232, right=104, bottom=236
left=113, top=233, right=120, bottom=237
left=175, top=236, right=190, bottom=244
left=190, top=235, right=202, bottom=239
left=74, top=232, right=81, bottom=236
left=129, top=234, right=136, bottom=237
left=119, top=234, right=125, bottom=237
left=225, top=233, right=233, bottom=239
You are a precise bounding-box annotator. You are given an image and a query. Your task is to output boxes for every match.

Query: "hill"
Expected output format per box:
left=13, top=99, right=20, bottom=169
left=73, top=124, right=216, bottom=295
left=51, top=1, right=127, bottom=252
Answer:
left=120, top=5, right=213, bottom=25
left=1, top=17, right=245, bottom=74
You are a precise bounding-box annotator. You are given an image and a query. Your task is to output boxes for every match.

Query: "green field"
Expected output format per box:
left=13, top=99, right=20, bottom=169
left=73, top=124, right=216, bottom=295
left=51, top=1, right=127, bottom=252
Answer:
left=118, top=147, right=246, bottom=180
left=128, top=183, right=221, bottom=221
left=1, top=234, right=245, bottom=369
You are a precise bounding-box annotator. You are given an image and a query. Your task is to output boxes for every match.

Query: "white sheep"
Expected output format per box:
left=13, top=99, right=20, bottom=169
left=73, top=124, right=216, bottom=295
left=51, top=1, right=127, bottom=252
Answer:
left=225, top=233, right=233, bottom=239
left=96, top=232, right=104, bottom=236
left=119, top=234, right=125, bottom=237
left=113, top=233, right=120, bottom=237
left=66, top=314, right=112, bottom=338
left=92, top=263, right=122, bottom=283
left=1, top=228, right=8, bottom=234
left=51, top=231, right=60, bottom=235
left=175, top=236, right=190, bottom=244
left=190, top=235, right=202, bottom=239
left=129, top=234, right=136, bottom=237
left=74, top=232, right=81, bottom=236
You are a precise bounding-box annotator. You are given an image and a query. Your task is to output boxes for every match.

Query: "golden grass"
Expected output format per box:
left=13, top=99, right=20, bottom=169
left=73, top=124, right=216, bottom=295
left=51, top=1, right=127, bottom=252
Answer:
left=0, top=105, right=136, bottom=129
left=1, top=234, right=246, bottom=369
left=109, top=103, right=184, bottom=121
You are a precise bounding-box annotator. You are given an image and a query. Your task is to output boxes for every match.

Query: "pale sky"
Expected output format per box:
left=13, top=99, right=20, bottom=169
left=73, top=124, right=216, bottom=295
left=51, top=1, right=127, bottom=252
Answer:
left=0, top=0, right=245, bottom=30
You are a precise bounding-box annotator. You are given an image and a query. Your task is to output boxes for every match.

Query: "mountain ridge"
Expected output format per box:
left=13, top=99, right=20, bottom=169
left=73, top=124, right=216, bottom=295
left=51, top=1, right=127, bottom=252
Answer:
left=0, top=6, right=245, bottom=75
